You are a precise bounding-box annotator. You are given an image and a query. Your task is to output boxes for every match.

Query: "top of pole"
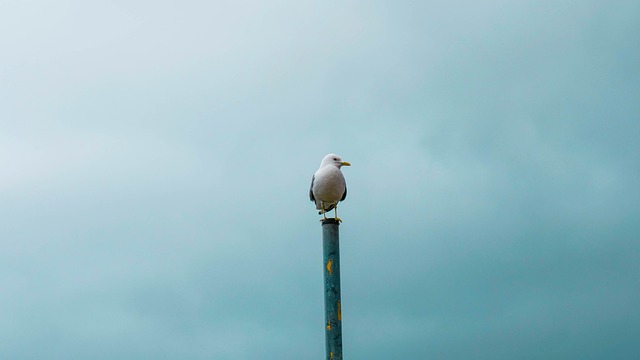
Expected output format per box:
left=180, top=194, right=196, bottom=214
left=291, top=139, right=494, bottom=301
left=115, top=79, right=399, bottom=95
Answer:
left=321, top=218, right=341, bottom=226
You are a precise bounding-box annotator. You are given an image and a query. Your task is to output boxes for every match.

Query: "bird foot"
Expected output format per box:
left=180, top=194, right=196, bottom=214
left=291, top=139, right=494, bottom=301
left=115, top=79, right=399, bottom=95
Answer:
left=319, top=217, right=342, bottom=223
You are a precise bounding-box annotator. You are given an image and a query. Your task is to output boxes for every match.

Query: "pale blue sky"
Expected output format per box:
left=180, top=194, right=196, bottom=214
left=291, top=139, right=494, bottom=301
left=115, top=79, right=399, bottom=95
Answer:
left=1, top=1, right=639, bottom=359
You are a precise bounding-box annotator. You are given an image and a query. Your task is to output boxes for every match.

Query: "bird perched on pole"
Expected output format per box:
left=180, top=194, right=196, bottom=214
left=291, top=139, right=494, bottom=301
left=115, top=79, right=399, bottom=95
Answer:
left=310, top=154, right=351, bottom=222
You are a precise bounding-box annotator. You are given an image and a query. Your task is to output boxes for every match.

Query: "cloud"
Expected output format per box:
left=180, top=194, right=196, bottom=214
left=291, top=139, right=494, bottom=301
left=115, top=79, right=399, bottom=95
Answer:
left=1, top=1, right=639, bottom=359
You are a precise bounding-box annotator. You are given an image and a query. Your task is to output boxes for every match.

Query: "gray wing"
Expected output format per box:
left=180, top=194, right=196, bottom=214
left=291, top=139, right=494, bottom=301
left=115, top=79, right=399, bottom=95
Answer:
left=309, top=175, right=315, bottom=202
left=340, top=185, right=347, bottom=201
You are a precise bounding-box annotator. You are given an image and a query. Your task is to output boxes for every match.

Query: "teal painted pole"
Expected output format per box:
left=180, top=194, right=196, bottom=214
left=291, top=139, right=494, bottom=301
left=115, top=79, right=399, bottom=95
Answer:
left=322, top=218, right=343, bottom=360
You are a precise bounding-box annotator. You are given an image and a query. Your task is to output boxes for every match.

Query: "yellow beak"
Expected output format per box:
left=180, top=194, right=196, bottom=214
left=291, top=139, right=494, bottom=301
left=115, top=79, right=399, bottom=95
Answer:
left=341, top=161, right=351, bottom=166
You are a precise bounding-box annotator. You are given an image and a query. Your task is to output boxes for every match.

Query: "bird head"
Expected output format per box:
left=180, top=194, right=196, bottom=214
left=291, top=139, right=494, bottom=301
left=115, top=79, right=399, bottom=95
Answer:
left=321, top=154, right=351, bottom=168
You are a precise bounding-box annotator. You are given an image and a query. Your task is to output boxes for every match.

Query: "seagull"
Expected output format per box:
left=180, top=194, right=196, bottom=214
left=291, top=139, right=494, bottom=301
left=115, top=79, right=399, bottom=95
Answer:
left=309, top=154, right=351, bottom=222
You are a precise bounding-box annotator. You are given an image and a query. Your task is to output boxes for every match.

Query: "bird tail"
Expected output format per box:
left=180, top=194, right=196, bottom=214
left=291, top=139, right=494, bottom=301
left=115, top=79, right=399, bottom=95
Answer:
left=318, top=204, right=335, bottom=215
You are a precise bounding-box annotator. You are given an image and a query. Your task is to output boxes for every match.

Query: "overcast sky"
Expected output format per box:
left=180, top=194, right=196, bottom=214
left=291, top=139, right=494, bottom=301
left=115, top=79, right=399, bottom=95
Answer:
left=1, top=1, right=639, bottom=359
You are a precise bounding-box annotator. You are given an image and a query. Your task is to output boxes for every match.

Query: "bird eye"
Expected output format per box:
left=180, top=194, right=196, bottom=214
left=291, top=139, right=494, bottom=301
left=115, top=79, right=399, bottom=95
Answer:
left=333, top=158, right=338, bottom=161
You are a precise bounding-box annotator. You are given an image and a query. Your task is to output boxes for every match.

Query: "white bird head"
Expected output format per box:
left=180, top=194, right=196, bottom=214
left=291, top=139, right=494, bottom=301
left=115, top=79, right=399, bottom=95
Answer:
left=320, top=153, right=351, bottom=168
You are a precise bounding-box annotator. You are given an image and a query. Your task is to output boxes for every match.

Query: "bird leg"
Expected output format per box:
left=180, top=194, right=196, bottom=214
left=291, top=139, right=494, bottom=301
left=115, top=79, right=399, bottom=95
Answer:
left=334, top=205, right=342, bottom=223
left=320, top=202, right=328, bottom=222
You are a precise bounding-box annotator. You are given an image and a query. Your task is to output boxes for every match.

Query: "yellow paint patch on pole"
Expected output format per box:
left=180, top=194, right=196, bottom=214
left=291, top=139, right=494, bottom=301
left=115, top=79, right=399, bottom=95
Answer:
left=326, top=259, right=333, bottom=275
left=337, top=301, right=341, bottom=321
left=326, top=321, right=331, bottom=331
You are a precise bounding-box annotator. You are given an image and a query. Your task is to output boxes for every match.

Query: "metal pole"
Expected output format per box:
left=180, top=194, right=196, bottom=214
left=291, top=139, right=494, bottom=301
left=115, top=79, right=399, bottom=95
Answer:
left=322, top=218, right=343, bottom=360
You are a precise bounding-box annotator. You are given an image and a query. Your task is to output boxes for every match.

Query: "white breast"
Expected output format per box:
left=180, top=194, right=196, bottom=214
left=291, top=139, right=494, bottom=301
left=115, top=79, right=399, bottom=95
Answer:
left=312, top=165, right=346, bottom=205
